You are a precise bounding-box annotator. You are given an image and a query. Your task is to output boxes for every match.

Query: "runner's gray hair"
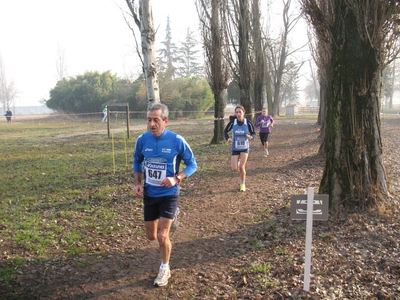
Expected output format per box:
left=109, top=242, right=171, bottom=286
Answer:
left=148, top=103, right=169, bottom=120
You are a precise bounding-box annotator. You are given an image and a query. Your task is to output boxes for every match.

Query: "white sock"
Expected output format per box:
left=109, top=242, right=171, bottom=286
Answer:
left=160, top=262, right=169, bottom=269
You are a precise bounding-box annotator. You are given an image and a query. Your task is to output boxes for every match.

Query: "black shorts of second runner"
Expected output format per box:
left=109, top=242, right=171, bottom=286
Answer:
left=259, top=132, right=270, bottom=145
left=143, top=189, right=179, bottom=222
left=232, top=149, right=249, bottom=156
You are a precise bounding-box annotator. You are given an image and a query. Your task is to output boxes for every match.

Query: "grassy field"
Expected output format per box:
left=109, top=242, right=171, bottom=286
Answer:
left=0, top=119, right=132, bottom=249
left=0, top=115, right=226, bottom=288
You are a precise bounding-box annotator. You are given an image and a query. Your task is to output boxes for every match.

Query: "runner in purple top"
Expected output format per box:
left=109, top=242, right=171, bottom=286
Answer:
left=255, top=108, right=274, bottom=157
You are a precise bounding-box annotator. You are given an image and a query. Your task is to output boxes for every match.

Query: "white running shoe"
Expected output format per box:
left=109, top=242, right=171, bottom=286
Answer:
left=153, top=267, right=171, bottom=287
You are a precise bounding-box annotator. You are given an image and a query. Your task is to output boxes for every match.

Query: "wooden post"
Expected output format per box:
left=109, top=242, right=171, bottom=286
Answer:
left=106, top=103, right=130, bottom=139
left=107, top=106, right=110, bottom=138
left=126, top=103, right=130, bottom=139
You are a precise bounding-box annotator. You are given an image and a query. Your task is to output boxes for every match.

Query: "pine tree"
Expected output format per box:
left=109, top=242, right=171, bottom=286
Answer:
left=176, top=28, right=204, bottom=78
left=156, top=16, right=179, bottom=80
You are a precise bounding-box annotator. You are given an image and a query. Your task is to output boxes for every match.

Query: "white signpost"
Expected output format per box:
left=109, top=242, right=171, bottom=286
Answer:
left=290, top=188, right=329, bottom=292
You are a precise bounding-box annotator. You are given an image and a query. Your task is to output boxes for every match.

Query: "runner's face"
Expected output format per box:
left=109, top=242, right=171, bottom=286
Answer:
left=262, top=110, right=267, bottom=115
left=235, top=109, right=245, bottom=120
left=147, top=109, right=168, bottom=137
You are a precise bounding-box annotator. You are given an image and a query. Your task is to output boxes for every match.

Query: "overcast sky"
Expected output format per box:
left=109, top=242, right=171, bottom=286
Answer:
left=0, top=0, right=199, bottom=106
left=0, top=0, right=307, bottom=107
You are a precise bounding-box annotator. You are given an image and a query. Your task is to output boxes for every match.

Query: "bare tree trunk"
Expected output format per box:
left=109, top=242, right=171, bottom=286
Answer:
left=211, top=89, right=228, bottom=144
left=271, top=1, right=290, bottom=116
left=305, top=2, right=330, bottom=143
left=140, top=0, right=160, bottom=106
left=317, top=69, right=327, bottom=125
left=317, top=77, right=327, bottom=142
left=238, top=0, right=253, bottom=116
left=301, top=0, right=398, bottom=208
left=197, top=0, right=229, bottom=144
left=0, top=55, right=17, bottom=110
left=264, top=43, right=274, bottom=114
left=55, top=44, right=68, bottom=82
left=309, top=61, right=319, bottom=106
left=252, top=0, right=264, bottom=116
left=272, top=51, right=286, bottom=115
left=389, top=60, right=395, bottom=109
left=319, top=1, right=388, bottom=207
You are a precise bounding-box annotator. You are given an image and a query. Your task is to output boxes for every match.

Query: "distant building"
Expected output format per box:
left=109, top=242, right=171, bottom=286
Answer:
left=286, top=103, right=298, bottom=115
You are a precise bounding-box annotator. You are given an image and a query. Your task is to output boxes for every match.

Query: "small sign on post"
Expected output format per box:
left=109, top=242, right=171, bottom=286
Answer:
left=290, top=188, right=329, bottom=292
left=291, top=192, right=329, bottom=221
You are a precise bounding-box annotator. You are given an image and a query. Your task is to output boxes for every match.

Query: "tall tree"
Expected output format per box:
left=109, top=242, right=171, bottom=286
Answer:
left=251, top=0, right=265, bottom=115
left=0, top=55, right=17, bottom=111
left=156, top=16, right=178, bottom=80
left=176, top=28, right=204, bottom=78
left=266, top=0, right=303, bottom=116
left=301, top=0, right=400, bottom=208
left=382, top=60, right=396, bottom=109
left=225, top=0, right=253, bottom=116
left=55, top=43, right=68, bottom=82
left=280, top=61, right=302, bottom=105
left=304, top=1, right=331, bottom=141
left=237, top=0, right=252, bottom=115
left=125, top=0, right=160, bottom=106
left=196, top=0, right=230, bottom=144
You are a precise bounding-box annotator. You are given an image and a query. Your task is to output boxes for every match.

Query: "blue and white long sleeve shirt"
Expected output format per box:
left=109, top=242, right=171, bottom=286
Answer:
left=133, top=129, right=197, bottom=197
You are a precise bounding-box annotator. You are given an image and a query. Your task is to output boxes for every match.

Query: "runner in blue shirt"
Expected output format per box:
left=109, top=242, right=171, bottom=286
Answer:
left=224, top=105, right=256, bottom=192
left=133, top=103, right=197, bottom=287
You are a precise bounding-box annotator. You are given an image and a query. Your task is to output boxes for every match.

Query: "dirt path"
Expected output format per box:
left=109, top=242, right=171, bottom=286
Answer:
left=6, top=117, right=400, bottom=300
